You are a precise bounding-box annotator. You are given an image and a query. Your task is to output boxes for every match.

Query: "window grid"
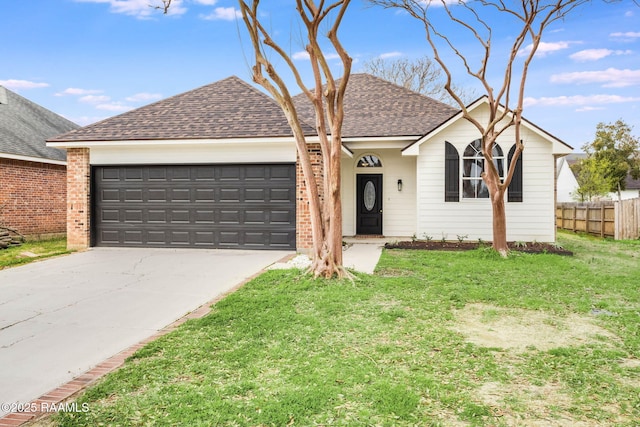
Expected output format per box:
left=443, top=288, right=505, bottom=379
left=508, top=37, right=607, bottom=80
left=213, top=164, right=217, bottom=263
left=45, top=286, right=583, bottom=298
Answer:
left=462, top=139, right=504, bottom=199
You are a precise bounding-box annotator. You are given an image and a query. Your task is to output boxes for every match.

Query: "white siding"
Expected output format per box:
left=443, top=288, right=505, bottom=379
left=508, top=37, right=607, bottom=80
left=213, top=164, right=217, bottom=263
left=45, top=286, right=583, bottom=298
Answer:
left=341, top=149, right=416, bottom=237
left=416, top=106, right=557, bottom=242
left=89, top=141, right=296, bottom=165
left=556, top=158, right=579, bottom=202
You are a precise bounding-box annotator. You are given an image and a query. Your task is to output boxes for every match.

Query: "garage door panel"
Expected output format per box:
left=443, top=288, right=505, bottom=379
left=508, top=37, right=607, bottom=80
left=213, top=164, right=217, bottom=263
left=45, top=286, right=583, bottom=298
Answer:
left=101, top=189, right=120, bottom=202
left=148, top=168, right=167, bottom=181
left=220, top=188, right=240, bottom=202
left=93, top=164, right=295, bottom=249
left=148, top=210, right=167, bottom=223
left=102, top=168, right=121, bottom=181
left=124, top=189, right=143, bottom=202
left=195, top=210, right=215, bottom=223
left=124, top=230, right=144, bottom=244
left=270, top=188, right=293, bottom=202
left=219, top=167, right=241, bottom=181
left=100, top=230, right=120, bottom=244
left=124, top=210, right=143, bottom=223
left=195, top=188, right=215, bottom=202
left=245, top=188, right=265, bottom=201
left=148, top=188, right=167, bottom=202
left=124, top=168, right=143, bottom=181
left=170, top=167, right=191, bottom=181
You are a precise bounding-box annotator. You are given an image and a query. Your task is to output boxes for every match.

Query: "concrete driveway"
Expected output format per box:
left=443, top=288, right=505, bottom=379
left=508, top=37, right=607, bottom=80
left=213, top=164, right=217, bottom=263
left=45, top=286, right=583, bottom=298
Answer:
left=0, top=248, right=291, bottom=415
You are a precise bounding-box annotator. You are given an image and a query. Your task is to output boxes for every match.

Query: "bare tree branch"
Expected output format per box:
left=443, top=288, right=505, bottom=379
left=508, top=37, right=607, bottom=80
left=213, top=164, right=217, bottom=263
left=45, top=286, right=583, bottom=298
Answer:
left=369, top=0, right=592, bottom=255
left=238, top=0, right=353, bottom=278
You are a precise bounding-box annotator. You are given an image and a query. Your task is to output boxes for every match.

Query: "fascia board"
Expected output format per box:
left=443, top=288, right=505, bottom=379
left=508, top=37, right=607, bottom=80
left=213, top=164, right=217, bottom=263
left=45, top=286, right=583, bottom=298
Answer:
left=0, top=152, right=66, bottom=166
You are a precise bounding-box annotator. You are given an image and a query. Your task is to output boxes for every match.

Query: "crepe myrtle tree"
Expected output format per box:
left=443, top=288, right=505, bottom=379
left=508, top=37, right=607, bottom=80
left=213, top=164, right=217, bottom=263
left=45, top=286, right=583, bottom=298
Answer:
left=161, top=0, right=353, bottom=278
left=369, top=0, right=592, bottom=256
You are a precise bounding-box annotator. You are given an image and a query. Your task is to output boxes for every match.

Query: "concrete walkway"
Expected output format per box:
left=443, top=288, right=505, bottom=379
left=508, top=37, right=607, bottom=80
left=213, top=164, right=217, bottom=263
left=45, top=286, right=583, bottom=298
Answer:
left=342, top=243, right=385, bottom=274
left=269, top=242, right=386, bottom=274
left=0, top=248, right=291, bottom=418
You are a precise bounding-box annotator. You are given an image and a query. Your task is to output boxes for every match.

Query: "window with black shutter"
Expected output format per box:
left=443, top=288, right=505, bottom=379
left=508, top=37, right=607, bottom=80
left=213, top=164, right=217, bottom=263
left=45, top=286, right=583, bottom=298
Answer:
left=445, top=141, right=460, bottom=202
left=507, top=145, right=523, bottom=202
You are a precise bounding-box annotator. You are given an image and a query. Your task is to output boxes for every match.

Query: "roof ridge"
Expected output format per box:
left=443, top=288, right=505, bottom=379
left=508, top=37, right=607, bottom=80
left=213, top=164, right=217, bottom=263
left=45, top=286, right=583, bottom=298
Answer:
left=48, top=75, right=314, bottom=142
left=347, top=72, right=456, bottom=110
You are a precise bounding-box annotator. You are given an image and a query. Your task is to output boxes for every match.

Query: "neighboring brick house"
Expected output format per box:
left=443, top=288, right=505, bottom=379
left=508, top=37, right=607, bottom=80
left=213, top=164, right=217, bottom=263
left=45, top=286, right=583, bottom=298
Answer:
left=48, top=74, right=571, bottom=251
left=0, top=86, right=79, bottom=238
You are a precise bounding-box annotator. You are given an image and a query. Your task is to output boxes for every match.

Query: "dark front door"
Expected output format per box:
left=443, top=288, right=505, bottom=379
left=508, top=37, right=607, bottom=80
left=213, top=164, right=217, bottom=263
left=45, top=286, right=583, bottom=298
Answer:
left=356, top=174, right=383, bottom=235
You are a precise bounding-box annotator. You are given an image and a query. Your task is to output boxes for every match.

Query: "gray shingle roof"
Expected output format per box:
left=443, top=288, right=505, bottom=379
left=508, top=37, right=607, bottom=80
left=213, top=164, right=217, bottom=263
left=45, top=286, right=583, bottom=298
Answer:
left=292, top=73, right=458, bottom=138
left=50, top=76, right=314, bottom=142
left=0, top=86, right=78, bottom=161
left=49, top=74, right=459, bottom=144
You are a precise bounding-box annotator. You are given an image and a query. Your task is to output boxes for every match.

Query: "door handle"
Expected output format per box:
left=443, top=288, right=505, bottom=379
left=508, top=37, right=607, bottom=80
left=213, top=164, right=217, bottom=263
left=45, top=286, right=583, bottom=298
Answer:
left=379, top=210, right=383, bottom=213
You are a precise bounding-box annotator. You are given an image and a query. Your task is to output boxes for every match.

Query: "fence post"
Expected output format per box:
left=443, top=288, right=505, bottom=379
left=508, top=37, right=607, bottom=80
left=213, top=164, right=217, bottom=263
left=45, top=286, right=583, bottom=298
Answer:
left=573, top=206, right=577, bottom=232
left=600, top=205, right=605, bottom=238
left=614, top=201, right=619, bottom=240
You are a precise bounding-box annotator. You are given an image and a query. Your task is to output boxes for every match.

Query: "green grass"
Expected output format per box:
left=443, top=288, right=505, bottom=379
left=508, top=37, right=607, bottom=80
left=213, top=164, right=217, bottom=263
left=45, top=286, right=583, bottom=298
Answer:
left=0, top=238, right=70, bottom=269
left=51, top=231, right=640, bottom=426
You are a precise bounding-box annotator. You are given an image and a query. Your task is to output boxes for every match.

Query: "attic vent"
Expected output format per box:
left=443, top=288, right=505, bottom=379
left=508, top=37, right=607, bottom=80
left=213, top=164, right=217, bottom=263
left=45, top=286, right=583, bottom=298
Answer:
left=0, top=86, right=7, bottom=105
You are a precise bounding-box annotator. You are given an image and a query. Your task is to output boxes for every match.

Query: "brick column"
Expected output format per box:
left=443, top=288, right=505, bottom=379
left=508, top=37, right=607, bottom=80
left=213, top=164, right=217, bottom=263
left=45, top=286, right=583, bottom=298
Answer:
left=296, top=143, right=324, bottom=251
left=66, top=148, right=91, bottom=250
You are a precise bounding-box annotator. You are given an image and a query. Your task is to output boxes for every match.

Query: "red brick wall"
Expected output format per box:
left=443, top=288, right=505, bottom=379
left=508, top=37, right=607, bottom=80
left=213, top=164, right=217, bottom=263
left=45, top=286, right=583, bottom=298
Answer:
left=296, top=143, right=324, bottom=251
left=66, top=148, right=91, bottom=250
left=0, top=158, right=66, bottom=237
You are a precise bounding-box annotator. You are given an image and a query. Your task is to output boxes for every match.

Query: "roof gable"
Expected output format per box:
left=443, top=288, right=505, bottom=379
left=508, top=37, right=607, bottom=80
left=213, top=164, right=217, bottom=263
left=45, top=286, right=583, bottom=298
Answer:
left=0, top=86, right=77, bottom=162
left=292, top=73, right=457, bottom=138
left=50, top=76, right=314, bottom=143
left=402, top=96, right=572, bottom=155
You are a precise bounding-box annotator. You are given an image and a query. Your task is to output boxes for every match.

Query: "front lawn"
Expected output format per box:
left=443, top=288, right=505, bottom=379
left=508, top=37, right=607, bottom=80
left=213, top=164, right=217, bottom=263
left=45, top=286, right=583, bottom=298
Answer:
left=0, top=238, right=70, bottom=270
left=52, top=232, right=639, bottom=426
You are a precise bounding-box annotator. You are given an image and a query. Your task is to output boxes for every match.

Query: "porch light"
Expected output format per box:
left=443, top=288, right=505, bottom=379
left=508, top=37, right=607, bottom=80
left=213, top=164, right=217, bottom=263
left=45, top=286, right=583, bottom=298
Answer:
left=397, top=179, right=403, bottom=192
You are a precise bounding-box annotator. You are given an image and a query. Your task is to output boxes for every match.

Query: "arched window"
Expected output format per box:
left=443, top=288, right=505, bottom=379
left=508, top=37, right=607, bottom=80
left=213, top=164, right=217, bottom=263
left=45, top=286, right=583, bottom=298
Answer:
left=462, top=139, right=504, bottom=199
left=357, top=155, right=382, bottom=168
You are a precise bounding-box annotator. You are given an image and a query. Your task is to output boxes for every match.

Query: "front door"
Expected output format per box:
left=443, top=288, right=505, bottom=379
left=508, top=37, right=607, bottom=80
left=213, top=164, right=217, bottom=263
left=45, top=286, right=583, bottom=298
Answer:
left=356, top=174, right=383, bottom=235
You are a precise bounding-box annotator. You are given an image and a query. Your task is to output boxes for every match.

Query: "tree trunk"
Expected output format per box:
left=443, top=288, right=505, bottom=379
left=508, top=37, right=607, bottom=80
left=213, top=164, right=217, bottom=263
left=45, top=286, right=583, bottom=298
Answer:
left=485, top=166, right=508, bottom=257
left=491, top=189, right=508, bottom=257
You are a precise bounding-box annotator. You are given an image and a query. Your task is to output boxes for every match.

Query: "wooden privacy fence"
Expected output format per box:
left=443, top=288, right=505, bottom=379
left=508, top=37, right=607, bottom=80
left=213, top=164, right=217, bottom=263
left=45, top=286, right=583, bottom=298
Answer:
left=556, top=198, right=640, bottom=240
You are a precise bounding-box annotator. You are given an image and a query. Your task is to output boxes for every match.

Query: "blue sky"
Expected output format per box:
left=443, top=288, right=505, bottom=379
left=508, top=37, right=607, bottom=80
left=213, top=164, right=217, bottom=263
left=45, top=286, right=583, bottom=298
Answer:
left=1, top=0, right=639, bottom=150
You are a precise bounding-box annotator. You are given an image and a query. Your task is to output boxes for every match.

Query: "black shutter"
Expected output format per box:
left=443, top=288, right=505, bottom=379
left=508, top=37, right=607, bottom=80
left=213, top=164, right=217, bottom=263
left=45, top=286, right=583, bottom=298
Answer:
left=445, top=141, right=459, bottom=202
left=508, top=145, right=523, bottom=202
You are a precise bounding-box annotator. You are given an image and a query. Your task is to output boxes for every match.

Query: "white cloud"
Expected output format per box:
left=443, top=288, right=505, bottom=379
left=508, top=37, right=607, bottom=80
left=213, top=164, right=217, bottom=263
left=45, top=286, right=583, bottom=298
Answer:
left=550, top=68, right=640, bottom=88
left=125, top=92, right=163, bottom=102
left=424, top=0, right=460, bottom=6
left=610, top=31, right=640, bottom=39
left=74, top=0, right=187, bottom=19
left=518, top=41, right=575, bottom=57
left=96, top=103, right=134, bottom=112
left=576, top=106, right=605, bottom=112
left=0, top=79, right=49, bottom=90
left=199, top=6, right=240, bottom=21
left=524, top=94, right=640, bottom=108
left=292, top=51, right=340, bottom=61
left=79, top=95, right=111, bottom=104
left=193, top=0, right=217, bottom=4
left=625, top=10, right=634, bottom=18
left=56, top=88, right=103, bottom=96
left=293, top=51, right=310, bottom=60
left=379, top=51, right=403, bottom=59
left=569, top=49, right=633, bottom=62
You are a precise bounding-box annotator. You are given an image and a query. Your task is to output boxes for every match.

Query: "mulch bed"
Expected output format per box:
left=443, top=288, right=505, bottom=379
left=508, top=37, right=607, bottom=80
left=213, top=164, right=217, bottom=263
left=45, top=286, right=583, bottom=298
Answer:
left=385, top=240, right=573, bottom=256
